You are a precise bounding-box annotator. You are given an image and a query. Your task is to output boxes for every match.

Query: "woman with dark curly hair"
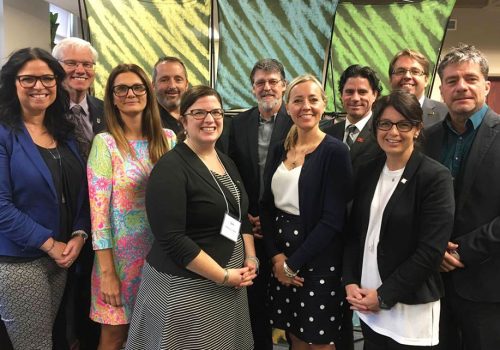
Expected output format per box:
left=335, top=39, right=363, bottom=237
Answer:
left=0, top=48, right=90, bottom=349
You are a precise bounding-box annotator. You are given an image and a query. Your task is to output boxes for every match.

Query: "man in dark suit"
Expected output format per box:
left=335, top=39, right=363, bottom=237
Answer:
left=52, top=37, right=105, bottom=350
left=228, top=58, right=292, bottom=350
left=389, top=49, right=447, bottom=128
left=424, top=44, right=500, bottom=350
left=323, top=65, right=383, bottom=175
left=152, top=56, right=189, bottom=134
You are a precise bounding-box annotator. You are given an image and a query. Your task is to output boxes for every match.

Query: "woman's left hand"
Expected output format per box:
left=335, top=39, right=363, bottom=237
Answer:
left=272, top=256, right=304, bottom=287
left=347, top=288, right=380, bottom=312
left=60, top=236, right=85, bottom=269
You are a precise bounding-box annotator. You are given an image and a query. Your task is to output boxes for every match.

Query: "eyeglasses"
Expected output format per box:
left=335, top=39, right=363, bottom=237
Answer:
left=253, top=79, right=283, bottom=88
left=376, top=120, right=417, bottom=132
left=17, top=75, right=57, bottom=88
left=391, top=68, right=426, bottom=77
left=112, top=84, right=147, bottom=97
left=185, top=109, right=224, bottom=120
left=59, top=60, right=95, bottom=70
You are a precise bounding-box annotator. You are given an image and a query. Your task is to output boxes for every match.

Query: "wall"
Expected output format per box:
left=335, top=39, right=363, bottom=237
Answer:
left=430, top=2, right=500, bottom=100
left=0, top=0, right=50, bottom=61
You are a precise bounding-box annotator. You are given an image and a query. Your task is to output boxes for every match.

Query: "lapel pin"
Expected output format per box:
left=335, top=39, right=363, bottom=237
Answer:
left=97, top=118, right=101, bottom=124
left=401, top=178, right=407, bottom=184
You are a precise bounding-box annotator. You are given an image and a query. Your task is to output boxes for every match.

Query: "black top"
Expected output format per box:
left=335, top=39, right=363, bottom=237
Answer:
left=159, top=105, right=183, bottom=135
left=146, top=142, right=252, bottom=280
left=37, top=143, right=83, bottom=241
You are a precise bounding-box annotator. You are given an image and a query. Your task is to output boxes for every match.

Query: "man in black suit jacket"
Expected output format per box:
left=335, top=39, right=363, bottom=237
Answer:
left=228, top=59, right=292, bottom=350
left=323, top=65, right=383, bottom=176
left=389, top=49, right=447, bottom=128
left=424, top=44, right=500, bottom=350
left=52, top=37, right=105, bottom=350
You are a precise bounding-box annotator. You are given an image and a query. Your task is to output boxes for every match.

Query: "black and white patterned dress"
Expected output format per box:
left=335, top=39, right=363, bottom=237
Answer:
left=126, top=172, right=253, bottom=350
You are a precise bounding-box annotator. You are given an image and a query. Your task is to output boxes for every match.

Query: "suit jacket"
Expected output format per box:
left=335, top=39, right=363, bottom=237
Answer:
left=323, top=117, right=383, bottom=176
left=423, top=107, right=500, bottom=302
left=343, top=151, right=454, bottom=307
left=88, top=95, right=105, bottom=134
left=422, top=97, right=447, bottom=129
left=260, top=135, right=353, bottom=272
left=228, top=103, right=293, bottom=215
left=0, top=123, right=90, bottom=258
left=146, top=142, right=251, bottom=279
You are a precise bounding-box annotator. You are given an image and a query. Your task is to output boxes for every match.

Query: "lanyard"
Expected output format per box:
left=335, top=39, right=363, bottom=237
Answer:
left=207, top=155, right=241, bottom=222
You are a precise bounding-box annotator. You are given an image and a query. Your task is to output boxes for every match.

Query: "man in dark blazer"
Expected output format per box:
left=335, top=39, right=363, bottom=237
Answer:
left=323, top=65, right=383, bottom=176
left=52, top=37, right=104, bottom=350
left=389, top=49, right=447, bottom=128
left=423, top=44, right=500, bottom=350
left=228, top=59, right=292, bottom=350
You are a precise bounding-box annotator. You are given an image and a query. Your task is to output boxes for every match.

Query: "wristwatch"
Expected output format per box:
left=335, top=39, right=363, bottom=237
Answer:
left=377, top=295, right=391, bottom=310
left=71, top=230, right=88, bottom=243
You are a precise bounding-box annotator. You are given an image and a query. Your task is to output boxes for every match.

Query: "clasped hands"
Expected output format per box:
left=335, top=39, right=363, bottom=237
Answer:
left=226, top=261, right=258, bottom=288
left=345, top=284, right=380, bottom=313
left=44, top=235, right=85, bottom=269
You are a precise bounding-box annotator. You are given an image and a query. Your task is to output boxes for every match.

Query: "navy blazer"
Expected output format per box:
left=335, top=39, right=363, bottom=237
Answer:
left=260, top=135, right=353, bottom=272
left=0, top=123, right=90, bottom=258
left=88, top=95, right=105, bottom=134
left=343, top=150, right=454, bottom=307
left=228, top=103, right=293, bottom=215
left=422, top=97, right=447, bottom=129
left=424, top=107, right=500, bottom=302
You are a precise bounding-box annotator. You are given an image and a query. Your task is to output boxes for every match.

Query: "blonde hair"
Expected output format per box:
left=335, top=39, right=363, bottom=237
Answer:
left=103, top=64, right=170, bottom=163
left=283, top=74, right=326, bottom=151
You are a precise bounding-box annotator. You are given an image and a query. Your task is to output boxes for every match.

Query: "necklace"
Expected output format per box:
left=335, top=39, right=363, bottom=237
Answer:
left=289, top=141, right=321, bottom=168
left=46, top=138, right=65, bottom=204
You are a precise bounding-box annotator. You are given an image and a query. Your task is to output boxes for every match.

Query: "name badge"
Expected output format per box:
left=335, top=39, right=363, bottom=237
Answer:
left=220, top=213, right=241, bottom=242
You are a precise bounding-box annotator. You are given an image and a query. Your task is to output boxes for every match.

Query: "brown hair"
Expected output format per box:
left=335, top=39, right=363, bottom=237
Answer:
left=103, top=63, right=170, bottom=163
left=388, top=49, right=430, bottom=77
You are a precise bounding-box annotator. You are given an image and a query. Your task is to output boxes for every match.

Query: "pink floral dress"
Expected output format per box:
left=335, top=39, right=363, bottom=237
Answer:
left=87, top=131, right=175, bottom=325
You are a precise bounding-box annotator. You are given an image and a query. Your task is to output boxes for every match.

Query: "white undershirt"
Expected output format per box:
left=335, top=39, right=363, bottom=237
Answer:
left=271, top=162, right=300, bottom=215
left=358, top=164, right=440, bottom=346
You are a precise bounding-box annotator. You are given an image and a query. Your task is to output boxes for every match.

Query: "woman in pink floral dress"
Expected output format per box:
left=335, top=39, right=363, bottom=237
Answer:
left=87, top=64, right=175, bottom=350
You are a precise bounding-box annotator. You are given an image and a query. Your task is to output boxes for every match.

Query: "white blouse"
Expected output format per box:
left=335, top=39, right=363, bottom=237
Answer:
left=271, top=162, right=300, bottom=215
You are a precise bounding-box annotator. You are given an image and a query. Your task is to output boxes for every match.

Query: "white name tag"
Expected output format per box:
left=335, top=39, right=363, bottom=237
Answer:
left=220, top=213, right=241, bottom=242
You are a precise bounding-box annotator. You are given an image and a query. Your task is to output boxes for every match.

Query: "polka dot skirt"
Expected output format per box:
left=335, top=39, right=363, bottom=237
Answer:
left=268, top=212, right=345, bottom=345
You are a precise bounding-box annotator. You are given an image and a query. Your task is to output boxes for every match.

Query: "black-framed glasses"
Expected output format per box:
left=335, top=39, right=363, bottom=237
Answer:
left=59, top=60, right=95, bottom=70
left=112, top=84, right=147, bottom=97
left=391, top=68, right=426, bottom=77
left=185, top=109, right=224, bottom=120
left=376, top=120, right=417, bottom=132
left=253, top=79, right=283, bottom=88
left=17, top=75, right=57, bottom=88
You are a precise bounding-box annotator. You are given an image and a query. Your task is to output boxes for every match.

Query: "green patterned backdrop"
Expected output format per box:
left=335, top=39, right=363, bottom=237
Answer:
left=216, top=0, right=338, bottom=109
left=85, top=0, right=456, bottom=111
left=85, top=0, right=211, bottom=99
left=327, top=0, right=456, bottom=111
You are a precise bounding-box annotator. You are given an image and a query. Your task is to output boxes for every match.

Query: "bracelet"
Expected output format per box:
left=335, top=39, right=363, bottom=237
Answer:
left=245, top=256, right=260, bottom=271
left=283, top=261, right=299, bottom=278
left=219, top=268, right=229, bottom=286
left=71, top=230, right=88, bottom=243
left=45, top=239, right=55, bottom=254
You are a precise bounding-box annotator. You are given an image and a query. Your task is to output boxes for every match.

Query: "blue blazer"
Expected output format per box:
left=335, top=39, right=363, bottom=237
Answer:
left=0, top=122, right=90, bottom=258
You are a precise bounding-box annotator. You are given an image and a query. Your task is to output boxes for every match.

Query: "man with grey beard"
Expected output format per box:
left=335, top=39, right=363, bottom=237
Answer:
left=152, top=56, right=189, bottom=134
left=228, top=58, right=293, bottom=350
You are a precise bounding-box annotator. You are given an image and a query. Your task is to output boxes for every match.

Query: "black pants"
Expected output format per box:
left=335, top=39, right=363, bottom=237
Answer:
left=361, top=321, right=437, bottom=350
left=438, top=277, right=500, bottom=350
left=247, top=239, right=273, bottom=350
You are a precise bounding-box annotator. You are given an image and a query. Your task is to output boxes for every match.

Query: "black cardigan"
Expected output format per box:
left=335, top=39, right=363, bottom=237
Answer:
left=343, top=150, right=454, bottom=308
left=145, top=142, right=252, bottom=280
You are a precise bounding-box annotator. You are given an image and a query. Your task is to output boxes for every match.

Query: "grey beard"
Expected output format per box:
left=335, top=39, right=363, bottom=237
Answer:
left=258, top=98, right=279, bottom=113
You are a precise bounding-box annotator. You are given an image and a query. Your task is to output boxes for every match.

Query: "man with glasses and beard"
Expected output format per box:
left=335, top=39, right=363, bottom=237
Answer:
left=228, top=58, right=293, bottom=350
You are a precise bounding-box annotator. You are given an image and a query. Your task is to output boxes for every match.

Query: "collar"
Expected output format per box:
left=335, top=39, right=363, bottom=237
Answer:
left=70, top=96, right=89, bottom=116
left=345, top=111, right=372, bottom=132
left=445, top=104, right=488, bottom=135
left=259, top=112, right=277, bottom=125
left=418, top=95, right=425, bottom=107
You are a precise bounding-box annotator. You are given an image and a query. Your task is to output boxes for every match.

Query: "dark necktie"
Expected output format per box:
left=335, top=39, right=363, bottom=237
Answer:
left=68, top=105, right=93, bottom=161
left=345, top=124, right=358, bottom=148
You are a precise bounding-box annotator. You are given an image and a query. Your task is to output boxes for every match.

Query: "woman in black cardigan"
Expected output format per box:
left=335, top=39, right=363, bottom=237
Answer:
left=343, top=91, right=454, bottom=349
left=260, top=74, right=353, bottom=349
left=126, top=86, right=256, bottom=350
